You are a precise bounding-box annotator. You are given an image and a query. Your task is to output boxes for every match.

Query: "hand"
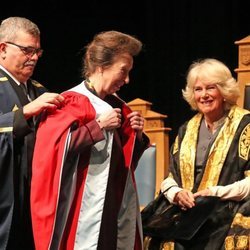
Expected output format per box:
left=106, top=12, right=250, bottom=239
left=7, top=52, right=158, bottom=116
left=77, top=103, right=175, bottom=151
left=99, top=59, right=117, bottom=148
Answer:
left=97, top=108, right=121, bottom=130
left=127, top=111, right=144, bottom=140
left=194, top=188, right=212, bottom=198
left=174, top=189, right=195, bottom=210
left=23, top=92, right=64, bottom=119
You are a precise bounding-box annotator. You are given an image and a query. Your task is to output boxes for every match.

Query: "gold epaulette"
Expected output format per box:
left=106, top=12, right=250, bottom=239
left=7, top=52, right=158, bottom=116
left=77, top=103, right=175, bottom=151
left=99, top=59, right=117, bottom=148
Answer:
left=0, top=127, right=13, bottom=133
left=31, top=79, right=45, bottom=88
left=0, top=76, right=8, bottom=82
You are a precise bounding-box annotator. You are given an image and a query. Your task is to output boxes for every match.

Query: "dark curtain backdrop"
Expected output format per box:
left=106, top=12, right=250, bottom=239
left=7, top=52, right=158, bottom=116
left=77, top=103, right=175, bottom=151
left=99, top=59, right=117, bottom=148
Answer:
left=1, top=0, right=249, bottom=144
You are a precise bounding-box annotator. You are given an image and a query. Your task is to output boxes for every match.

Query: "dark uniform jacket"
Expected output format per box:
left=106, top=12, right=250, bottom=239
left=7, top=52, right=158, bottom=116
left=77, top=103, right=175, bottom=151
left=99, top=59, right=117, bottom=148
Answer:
left=0, top=68, right=47, bottom=250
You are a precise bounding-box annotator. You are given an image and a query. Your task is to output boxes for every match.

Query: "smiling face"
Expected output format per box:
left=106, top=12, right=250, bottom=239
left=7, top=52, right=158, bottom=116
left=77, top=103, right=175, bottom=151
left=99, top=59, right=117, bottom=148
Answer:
left=0, top=30, right=41, bottom=82
left=100, top=53, right=133, bottom=95
left=194, top=79, right=225, bottom=121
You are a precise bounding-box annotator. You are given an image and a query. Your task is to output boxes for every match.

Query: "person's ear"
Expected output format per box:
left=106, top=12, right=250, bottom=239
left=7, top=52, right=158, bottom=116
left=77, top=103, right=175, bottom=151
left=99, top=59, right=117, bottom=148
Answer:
left=97, top=66, right=103, bottom=75
left=0, top=43, right=7, bottom=59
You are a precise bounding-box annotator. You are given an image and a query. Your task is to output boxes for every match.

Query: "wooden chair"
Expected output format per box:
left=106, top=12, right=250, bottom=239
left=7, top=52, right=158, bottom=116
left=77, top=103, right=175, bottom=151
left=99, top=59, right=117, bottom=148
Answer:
left=127, top=98, right=171, bottom=208
left=244, top=83, right=250, bottom=110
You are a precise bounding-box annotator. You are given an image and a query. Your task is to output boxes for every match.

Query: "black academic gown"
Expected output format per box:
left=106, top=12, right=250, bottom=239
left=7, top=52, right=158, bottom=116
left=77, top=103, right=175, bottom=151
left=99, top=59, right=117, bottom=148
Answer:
left=146, top=106, right=250, bottom=250
left=0, top=68, right=47, bottom=250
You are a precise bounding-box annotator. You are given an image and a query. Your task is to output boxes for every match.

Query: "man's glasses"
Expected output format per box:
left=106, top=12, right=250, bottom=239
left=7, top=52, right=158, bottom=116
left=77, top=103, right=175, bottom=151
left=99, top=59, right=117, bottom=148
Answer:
left=5, top=41, right=43, bottom=58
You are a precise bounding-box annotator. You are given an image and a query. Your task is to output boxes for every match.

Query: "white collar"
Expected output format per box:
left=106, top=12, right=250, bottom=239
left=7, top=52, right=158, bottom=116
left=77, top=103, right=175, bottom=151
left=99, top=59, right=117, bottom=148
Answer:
left=0, top=65, right=26, bottom=86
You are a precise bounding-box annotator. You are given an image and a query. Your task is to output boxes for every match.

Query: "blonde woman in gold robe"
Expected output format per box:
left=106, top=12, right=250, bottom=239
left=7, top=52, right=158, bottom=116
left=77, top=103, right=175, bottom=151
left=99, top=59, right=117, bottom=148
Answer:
left=145, top=58, right=250, bottom=250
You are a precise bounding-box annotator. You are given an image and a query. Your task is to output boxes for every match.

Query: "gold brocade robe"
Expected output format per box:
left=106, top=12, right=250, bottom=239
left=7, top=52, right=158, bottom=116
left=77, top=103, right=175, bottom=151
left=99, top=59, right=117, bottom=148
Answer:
left=145, top=106, right=250, bottom=250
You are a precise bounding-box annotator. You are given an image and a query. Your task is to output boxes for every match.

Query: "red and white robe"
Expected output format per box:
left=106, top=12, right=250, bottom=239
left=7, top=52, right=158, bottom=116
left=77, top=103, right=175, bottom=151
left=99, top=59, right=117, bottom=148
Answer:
left=31, top=82, right=148, bottom=250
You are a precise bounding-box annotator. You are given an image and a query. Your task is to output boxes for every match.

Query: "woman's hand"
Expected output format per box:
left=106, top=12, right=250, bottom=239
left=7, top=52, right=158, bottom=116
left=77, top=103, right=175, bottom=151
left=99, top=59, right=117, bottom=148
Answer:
left=127, top=111, right=144, bottom=140
left=97, top=108, right=122, bottom=130
left=194, top=188, right=212, bottom=198
left=174, top=189, right=195, bottom=210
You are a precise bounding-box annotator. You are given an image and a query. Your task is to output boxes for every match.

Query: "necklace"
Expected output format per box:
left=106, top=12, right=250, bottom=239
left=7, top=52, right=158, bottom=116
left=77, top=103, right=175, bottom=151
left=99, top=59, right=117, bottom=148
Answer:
left=85, top=79, right=97, bottom=95
left=85, top=78, right=94, bottom=89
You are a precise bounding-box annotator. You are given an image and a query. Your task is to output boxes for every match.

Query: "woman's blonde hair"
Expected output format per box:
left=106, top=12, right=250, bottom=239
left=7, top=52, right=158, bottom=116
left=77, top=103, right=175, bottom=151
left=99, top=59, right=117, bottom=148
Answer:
left=182, top=58, right=240, bottom=110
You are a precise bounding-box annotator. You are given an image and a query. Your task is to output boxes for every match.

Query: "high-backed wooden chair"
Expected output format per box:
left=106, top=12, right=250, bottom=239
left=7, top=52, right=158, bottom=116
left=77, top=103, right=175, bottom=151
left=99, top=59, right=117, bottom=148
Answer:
left=235, top=35, right=250, bottom=108
left=244, top=83, right=250, bottom=110
left=127, top=98, right=171, bottom=206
